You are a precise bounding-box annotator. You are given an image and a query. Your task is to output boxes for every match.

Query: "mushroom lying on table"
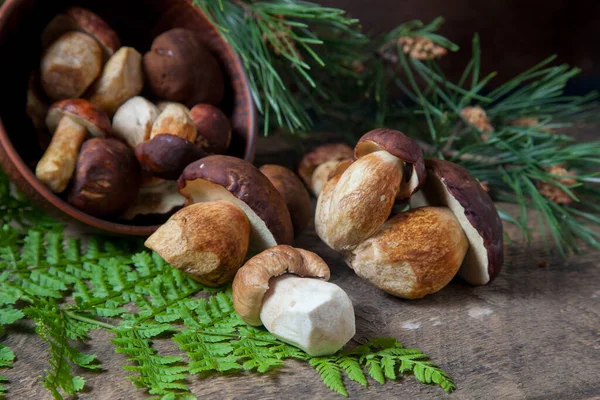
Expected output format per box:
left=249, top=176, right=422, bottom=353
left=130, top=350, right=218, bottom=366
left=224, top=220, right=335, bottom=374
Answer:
left=297, top=143, right=354, bottom=197
left=232, top=245, right=355, bottom=357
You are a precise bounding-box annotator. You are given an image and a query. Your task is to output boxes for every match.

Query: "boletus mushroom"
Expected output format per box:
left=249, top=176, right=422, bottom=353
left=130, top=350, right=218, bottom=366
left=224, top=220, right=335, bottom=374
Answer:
left=120, top=177, right=185, bottom=221
left=297, top=143, right=354, bottom=197
left=190, top=104, right=232, bottom=154
left=112, top=96, right=160, bottom=149
left=232, top=245, right=355, bottom=356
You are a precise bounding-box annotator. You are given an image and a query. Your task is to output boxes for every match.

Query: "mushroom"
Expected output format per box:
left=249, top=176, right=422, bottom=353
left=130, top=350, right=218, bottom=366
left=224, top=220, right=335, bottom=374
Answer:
left=150, top=104, right=197, bottom=142
left=178, top=155, right=294, bottom=251
left=145, top=201, right=250, bottom=287
left=40, top=32, right=103, bottom=100
left=190, top=104, right=232, bottom=154
left=112, top=96, right=159, bottom=149
left=409, top=159, right=504, bottom=285
left=120, top=177, right=185, bottom=221
left=297, top=143, right=354, bottom=197
left=135, top=134, right=206, bottom=180
left=41, top=7, right=120, bottom=61
left=259, top=164, right=312, bottom=237
left=232, top=245, right=355, bottom=356
left=87, top=47, right=144, bottom=116
left=143, top=28, right=225, bottom=107
left=68, top=137, right=140, bottom=216
left=346, top=207, right=469, bottom=299
left=36, top=99, right=111, bottom=193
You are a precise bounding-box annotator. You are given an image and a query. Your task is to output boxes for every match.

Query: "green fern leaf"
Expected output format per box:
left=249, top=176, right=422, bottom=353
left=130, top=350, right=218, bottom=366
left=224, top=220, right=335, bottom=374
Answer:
left=0, top=345, right=15, bottom=368
left=0, top=307, right=24, bottom=325
left=309, top=358, right=348, bottom=397
left=21, top=230, right=43, bottom=268
left=338, top=356, right=368, bottom=386
left=381, top=356, right=397, bottom=380
left=366, top=357, right=385, bottom=384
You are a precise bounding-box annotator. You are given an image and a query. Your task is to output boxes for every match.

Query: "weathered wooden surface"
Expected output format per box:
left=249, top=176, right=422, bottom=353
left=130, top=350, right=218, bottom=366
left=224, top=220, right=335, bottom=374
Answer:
left=2, top=132, right=600, bottom=399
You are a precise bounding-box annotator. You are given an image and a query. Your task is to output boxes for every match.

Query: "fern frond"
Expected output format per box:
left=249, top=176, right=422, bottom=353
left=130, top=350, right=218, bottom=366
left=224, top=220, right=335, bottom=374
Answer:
left=309, top=358, right=348, bottom=397
left=0, top=344, right=15, bottom=394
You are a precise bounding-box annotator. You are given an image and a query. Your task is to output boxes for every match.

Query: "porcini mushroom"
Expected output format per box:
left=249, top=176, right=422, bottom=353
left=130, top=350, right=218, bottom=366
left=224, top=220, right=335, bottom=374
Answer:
left=36, top=99, right=111, bottom=193
left=259, top=164, right=311, bottom=237
left=143, top=28, right=225, bottom=107
left=68, top=137, right=140, bottom=216
left=232, top=245, right=355, bottom=356
left=145, top=201, right=250, bottom=287
left=136, top=134, right=206, bottom=180
left=190, top=104, right=232, bottom=154
left=150, top=103, right=197, bottom=142
left=120, top=177, right=185, bottom=221
left=40, top=32, right=103, bottom=100
left=297, top=143, right=354, bottom=196
left=87, top=47, right=144, bottom=116
left=409, top=159, right=504, bottom=285
left=112, top=96, right=160, bottom=149
left=178, top=155, right=294, bottom=251
left=41, top=7, right=120, bottom=61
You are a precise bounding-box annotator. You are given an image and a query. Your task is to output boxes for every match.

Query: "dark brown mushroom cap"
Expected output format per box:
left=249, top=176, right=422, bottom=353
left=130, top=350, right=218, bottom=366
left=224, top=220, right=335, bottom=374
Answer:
left=190, top=104, right=232, bottom=154
left=179, top=156, right=294, bottom=249
left=136, top=134, right=206, bottom=180
left=354, top=128, right=426, bottom=199
left=259, top=164, right=312, bottom=237
left=68, top=138, right=140, bottom=216
left=414, top=158, right=503, bottom=285
left=297, top=143, right=354, bottom=189
left=46, top=99, right=111, bottom=137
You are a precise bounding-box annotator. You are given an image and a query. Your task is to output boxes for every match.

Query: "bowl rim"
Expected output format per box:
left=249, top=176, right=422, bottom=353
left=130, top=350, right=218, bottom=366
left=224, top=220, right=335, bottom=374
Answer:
left=0, top=0, right=258, bottom=236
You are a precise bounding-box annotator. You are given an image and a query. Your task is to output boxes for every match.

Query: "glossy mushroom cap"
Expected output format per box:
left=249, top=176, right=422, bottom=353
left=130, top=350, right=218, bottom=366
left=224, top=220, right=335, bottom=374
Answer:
left=410, top=159, right=504, bottom=285
left=347, top=207, right=469, bottom=299
left=190, top=104, right=232, bottom=154
left=355, top=128, right=426, bottom=199
left=259, top=164, right=312, bottom=237
left=297, top=143, right=354, bottom=193
left=136, top=134, right=206, bottom=180
left=179, top=156, right=294, bottom=251
left=232, top=245, right=331, bottom=326
left=145, top=201, right=250, bottom=287
left=46, top=99, right=111, bottom=137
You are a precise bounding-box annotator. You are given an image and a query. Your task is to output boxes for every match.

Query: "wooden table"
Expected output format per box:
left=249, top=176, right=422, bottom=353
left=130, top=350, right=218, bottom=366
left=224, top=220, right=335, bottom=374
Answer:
left=2, top=132, right=599, bottom=399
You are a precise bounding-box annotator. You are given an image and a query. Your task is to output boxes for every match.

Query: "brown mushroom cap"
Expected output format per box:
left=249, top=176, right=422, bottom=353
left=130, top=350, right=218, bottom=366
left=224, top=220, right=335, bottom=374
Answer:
left=145, top=201, right=250, bottom=287
left=297, top=143, right=354, bottom=190
left=355, top=128, right=426, bottom=199
left=232, top=245, right=331, bottom=326
left=143, top=28, right=225, bottom=107
left=190, top=104, right=232, bottom=154
left=347, top=206, right=469, bottom=299
left=68, top=137, right=140, bottom=216
left=46, top=99, right=111, bottom=137
left=179, top=156, right=294, bottom=251
left=409, top=159, right=504, bottom=285
left=259, top=164, right=312, bottom=237
left=136, top=134, right=206, bottom=180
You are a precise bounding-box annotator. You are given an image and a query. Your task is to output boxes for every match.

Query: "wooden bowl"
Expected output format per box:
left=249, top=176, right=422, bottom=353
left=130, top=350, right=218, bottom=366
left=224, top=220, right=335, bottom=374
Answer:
left=0, top=0, right=257, bottom=236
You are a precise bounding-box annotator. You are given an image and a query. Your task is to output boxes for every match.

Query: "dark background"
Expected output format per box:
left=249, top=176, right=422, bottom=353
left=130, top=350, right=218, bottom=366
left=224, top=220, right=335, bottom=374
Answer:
left=321, top=0, right=600, bottom=92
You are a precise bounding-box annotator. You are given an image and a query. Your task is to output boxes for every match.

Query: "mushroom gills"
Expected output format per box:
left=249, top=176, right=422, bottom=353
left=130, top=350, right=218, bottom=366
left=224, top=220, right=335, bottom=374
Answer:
left=260, top=275, right=355, bottom=357
left=180, top=179, right=278, bottom=251
left=410, top=174, right=490, bottom=285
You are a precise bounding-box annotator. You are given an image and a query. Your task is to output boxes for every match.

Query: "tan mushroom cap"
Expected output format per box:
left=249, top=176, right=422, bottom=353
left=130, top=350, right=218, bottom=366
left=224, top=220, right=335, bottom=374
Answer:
left=259, top=164, right=312, bottom=237
left=46, top=99, right=111, bottom=137
left=179, top=156, right=294, bottom=251
left=347, top=207, right=469, bottom=299
left=298, top=143, right=354, bottom=190
left=410, top=159, right=504, bottom=285
left=232, top=245, right=331, bottom=326
left=355, top=128, right=427, bottom=199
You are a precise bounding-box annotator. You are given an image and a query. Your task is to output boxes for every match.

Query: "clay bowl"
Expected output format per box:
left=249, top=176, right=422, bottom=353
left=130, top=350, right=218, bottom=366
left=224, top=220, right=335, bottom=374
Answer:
left=0, top=0, right=257, bottom=236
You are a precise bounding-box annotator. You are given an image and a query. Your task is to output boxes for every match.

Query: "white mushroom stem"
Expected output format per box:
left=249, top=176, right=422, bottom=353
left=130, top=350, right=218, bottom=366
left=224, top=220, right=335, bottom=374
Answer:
left=35, top=116, right=87, bottom=193
left=260, top=275, right=355, bottom=357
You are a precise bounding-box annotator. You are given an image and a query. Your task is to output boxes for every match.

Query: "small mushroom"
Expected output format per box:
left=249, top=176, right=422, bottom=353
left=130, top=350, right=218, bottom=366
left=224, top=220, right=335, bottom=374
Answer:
left=259, top=164, right=311, bottom=237
left=136, top=134, right=206, bottom=180
left=143, top=28, right=225, bottom=107
left=68, top=137, right=141, bottom=216
left=41, top=7, right=120, bottom=61
left=409, top=159, right=504, bottom=285
left=232, top=245, right=355, bottom=356
left=298, top=143, right=354, bottom=196
left=190, top=104, right=231, bottom=154
left=87, top=47, right=144, bottom=116
left=354, top=128, right=426, bottom=199
left=41, top=32, right=103, bottom=100
left=120, top=177, right=185, bottom=221
left=150, top=104, right=197, bottom=142
left=179, top=155, right=294, bottom=251
left=36, top=99, right=110, bottom=193
left=346, top=207, right=469, bottom=299
left=145, top=201, right=250, bottom=287
left=112, top=96, right=160, bottom=149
